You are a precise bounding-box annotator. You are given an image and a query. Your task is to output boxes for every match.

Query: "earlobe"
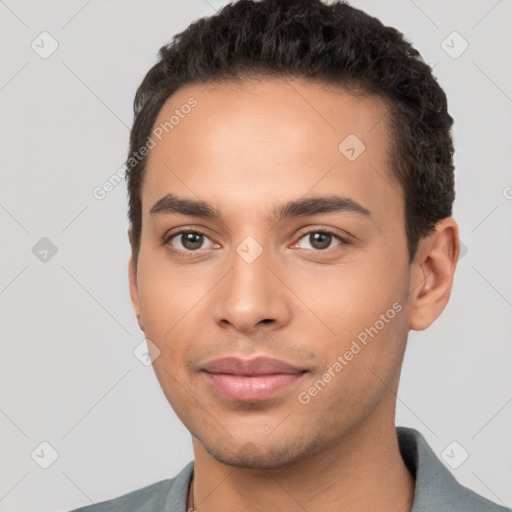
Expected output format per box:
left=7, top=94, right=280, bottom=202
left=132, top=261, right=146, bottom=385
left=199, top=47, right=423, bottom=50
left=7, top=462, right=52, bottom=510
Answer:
left=408, top=217, right=460, bottom=331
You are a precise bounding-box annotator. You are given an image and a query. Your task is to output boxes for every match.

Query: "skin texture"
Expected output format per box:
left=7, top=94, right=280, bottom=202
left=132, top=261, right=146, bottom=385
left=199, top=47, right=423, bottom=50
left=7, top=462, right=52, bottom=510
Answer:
left=128, top=77, right=459, bottom=512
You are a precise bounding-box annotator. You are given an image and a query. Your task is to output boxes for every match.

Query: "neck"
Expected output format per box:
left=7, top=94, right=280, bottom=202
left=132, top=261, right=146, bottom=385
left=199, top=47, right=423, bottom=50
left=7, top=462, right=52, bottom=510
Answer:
left=188, top=416, right=415, bottom=512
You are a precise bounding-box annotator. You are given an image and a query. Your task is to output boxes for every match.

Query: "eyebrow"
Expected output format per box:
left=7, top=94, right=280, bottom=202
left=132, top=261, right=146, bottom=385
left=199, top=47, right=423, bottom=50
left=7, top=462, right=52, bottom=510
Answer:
left=149, top=193, right=371, bottom=221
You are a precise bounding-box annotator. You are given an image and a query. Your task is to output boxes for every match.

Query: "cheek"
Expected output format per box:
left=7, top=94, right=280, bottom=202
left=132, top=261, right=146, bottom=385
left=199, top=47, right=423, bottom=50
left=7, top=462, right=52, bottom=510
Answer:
left=296, top=303, right=407, bottom=422
left=295, top=256, right=409, bottom=382
left=135, top=255, right=215, bottom=383
left=136, top=253, right=209, bottom=337
left=137, top=268, right=199, bottom=401
left=292, top=258, right=404, bottom=332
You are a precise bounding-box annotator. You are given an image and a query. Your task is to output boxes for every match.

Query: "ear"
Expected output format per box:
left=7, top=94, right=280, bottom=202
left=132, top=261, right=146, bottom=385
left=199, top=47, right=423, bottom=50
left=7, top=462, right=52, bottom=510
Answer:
left=128, top=229, right=144, bottom=332
left=409, top=217, right=460, bottom=331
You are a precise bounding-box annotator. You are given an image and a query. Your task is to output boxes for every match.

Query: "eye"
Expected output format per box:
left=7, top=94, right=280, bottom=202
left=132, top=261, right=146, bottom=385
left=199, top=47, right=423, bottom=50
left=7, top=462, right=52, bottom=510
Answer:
left=294, top=229, right=348, bottom=251
left=164, top=229, right=217, bottom=253
left=163, top=227, right=349, bottom=256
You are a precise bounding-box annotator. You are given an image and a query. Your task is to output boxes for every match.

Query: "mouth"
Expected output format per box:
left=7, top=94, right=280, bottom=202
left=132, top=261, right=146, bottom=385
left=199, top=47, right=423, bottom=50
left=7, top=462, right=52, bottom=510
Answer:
left=201, top=356, right=307, bottom=402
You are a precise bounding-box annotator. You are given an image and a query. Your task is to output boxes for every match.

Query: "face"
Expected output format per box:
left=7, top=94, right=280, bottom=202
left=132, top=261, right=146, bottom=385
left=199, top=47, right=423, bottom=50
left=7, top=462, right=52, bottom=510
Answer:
left=129, top=77, right=417, bottom=468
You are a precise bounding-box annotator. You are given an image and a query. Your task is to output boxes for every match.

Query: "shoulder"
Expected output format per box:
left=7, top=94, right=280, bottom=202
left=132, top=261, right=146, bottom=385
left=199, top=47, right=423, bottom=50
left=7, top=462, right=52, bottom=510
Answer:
left=396, top=426, right=510, bottom=512
left=67, top=461, right=194, bottom=512
left=69, top=479, right=172, bottom=512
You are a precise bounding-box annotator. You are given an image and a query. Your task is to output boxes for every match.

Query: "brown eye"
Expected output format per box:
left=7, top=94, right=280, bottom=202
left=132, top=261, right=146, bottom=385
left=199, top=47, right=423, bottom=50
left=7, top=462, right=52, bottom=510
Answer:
left=180, top=232, right=204, bottom=250
left=309, top=232, right=332, bottom=250
left=295, top=230, right=345, bottom=251
left=166, top=230, right=215, bottom=252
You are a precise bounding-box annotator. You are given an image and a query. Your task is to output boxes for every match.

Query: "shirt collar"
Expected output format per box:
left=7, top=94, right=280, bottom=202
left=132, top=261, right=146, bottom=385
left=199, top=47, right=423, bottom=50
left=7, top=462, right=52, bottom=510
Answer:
left=164, top=426, right=507, bottom=512
left=397, top=426, right=507, bottom=511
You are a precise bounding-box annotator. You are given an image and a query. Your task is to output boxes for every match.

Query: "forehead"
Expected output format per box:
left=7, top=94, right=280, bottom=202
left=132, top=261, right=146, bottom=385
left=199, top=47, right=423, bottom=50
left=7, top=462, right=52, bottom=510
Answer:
left=142, top=77, right=402, bottom=227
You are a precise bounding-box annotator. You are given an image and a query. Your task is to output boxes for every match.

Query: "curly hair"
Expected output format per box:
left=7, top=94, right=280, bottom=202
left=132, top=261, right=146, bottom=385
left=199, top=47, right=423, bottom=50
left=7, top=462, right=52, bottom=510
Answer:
left=125, top=0, right=455, bottom=264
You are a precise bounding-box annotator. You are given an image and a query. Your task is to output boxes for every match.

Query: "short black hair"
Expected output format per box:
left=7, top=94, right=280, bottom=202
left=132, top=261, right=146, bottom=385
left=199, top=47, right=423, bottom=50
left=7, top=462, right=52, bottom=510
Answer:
left=126, top=0, right=455, bottom=264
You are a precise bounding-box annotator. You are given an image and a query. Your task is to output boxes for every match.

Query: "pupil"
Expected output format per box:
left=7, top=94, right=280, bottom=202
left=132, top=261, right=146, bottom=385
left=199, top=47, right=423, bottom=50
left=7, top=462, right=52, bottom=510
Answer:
left=183, top=233, right=203, bottom=250
left=311, top=232, right=331, bottom=250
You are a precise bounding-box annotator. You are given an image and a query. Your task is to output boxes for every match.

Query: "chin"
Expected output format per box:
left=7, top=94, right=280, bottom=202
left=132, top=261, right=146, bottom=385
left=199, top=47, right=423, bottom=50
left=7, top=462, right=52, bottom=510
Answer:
left=197, top=430, right=323, bottom=470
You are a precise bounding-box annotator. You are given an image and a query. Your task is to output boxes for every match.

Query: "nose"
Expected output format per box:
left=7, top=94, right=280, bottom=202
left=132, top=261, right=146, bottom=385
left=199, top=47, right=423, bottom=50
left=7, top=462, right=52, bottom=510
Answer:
left=211, top=244, right=292, bottom=334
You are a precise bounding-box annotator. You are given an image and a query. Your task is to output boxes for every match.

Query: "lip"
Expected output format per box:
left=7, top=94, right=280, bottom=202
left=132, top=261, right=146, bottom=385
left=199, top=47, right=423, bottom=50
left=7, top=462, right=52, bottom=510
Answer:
left=201, top=357, right=307, bottom=402
left=202, top=356, right=304, bottom=375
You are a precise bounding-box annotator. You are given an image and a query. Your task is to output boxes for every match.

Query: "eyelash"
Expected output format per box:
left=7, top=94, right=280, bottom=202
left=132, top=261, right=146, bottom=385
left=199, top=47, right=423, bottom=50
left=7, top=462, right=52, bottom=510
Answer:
left=163, top=227, right=350, bottom=257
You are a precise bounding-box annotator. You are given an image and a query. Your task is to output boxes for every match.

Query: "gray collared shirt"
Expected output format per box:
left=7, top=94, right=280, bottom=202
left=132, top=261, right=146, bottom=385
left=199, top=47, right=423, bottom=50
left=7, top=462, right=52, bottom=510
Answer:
left=69, top=426, right=510, bottom=511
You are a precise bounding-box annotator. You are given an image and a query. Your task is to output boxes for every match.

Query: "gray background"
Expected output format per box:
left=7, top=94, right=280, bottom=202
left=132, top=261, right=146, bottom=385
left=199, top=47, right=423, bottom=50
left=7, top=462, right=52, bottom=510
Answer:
left=1, top=0, right=511, bottom=510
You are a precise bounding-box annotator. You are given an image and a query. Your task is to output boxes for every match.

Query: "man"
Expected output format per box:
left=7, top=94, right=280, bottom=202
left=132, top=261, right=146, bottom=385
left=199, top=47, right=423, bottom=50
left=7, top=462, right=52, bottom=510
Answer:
left=71, top=0, right=509, bottom=510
